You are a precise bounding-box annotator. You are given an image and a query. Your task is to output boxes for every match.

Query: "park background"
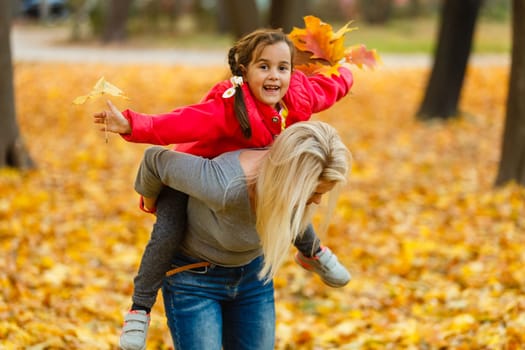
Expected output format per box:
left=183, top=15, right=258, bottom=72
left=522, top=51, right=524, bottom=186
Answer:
left=1, top=0, right=524, bottom=349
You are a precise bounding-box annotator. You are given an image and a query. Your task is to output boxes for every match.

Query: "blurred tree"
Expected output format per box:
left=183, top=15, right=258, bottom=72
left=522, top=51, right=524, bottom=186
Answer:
left=0, top=0, right=34, bottom=169
left=408, top=0, right=422, bottom=17
left=359, top=0, right=393, bottom=24
left=39, top=0, right=51, bottom=23
left=269, top=0, right=308, bottom=32
left=223, top=0, right=308, bottom=39
left=495, top=0, right=525, bottom=186
left=102, top=0, right=133, bottom=43
left=417, top=0, right=483, bottom=120
left=223, top=0, right=260, bottom=38
left=70, top=0, right=99, bottom=41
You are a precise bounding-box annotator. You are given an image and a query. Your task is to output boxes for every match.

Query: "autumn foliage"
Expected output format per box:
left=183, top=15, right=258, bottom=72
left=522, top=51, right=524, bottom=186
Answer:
left=290, top=15, right=381, bottom=77
left=1, top=61, right=524, bottom=349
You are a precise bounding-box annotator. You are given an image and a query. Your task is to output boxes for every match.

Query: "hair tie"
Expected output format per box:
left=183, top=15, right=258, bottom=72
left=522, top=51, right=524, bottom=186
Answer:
left=230, top=76, right=244, bottom=87
left=222, top=76, right=244, bottom=98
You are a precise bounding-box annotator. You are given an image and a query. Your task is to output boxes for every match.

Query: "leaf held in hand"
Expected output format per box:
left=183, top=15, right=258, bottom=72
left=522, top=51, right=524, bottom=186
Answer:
left=73, top=77, right=130, bottom=105
left=289, top=15, right=381, bottom=77
left=345, top=45, right=383, bottom=70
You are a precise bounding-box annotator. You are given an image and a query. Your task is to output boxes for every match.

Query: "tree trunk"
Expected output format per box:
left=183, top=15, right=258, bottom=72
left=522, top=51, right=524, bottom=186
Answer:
left=102, top=0, right=133, bottom=43
left=359, top=0, right=393, bottom=24
left=417, top=0, right=483, bottom=120
left=0, top=0, right=35, bottom=169
left=223, top=0, right=260, bottom=39
left=495, top=0, right=525, bottom=186
left=269, top=0, right=308, bottom=33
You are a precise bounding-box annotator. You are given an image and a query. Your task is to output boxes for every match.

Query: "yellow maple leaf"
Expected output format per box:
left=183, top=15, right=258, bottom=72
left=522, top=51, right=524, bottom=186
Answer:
left=295, top=62, right=343, bottom=77
left=72, top=76, right=129, bottom=105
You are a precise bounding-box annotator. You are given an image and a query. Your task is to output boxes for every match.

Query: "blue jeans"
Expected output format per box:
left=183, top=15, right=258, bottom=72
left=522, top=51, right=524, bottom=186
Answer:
left=162, top=253, right=275, bottom=350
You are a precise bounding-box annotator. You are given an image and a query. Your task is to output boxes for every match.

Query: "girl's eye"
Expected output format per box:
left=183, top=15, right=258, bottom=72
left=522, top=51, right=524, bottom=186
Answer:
left=259, top=64, right=269, bottom=70
left=279, top=65, right=290, bottom=72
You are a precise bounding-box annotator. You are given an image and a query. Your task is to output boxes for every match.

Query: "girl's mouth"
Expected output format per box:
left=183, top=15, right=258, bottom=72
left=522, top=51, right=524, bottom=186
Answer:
left=264, top=85, right=280, bottom=91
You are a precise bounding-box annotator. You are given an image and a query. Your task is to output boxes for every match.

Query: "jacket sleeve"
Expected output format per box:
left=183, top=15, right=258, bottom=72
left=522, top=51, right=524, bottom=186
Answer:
left=294, top=66, right=353, bottom=114
left=120, top=83, right=234, bottom=145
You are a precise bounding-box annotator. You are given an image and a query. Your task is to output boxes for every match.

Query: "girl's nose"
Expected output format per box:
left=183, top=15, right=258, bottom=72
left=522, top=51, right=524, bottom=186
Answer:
left=268, top=68, right=279, bottom=79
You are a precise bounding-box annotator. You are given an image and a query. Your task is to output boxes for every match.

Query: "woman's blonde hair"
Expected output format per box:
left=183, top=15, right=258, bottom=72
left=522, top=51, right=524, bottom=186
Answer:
left=253, top=121, right=351, bottom=280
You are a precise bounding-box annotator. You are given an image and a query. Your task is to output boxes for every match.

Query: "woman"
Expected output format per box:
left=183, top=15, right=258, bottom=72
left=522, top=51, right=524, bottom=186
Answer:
left=134, top=121, right=351, bottom=349
left=97, top=29, right=352, bottom=350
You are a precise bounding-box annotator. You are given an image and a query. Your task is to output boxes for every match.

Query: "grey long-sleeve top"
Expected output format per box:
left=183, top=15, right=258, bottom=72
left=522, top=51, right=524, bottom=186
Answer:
left=135, top=146, right=262, bottom=267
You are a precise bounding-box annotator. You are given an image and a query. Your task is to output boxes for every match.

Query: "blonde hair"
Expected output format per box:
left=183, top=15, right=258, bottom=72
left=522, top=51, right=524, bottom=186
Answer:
left=253, top=121, right=351, bottom=280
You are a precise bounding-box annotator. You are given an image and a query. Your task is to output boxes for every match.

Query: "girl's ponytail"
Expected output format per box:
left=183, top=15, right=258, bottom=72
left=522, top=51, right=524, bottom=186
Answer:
left=228, top=47, right=252, bottom=138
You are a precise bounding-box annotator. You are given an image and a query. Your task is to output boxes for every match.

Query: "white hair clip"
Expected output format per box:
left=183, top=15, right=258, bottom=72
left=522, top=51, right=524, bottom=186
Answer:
left=222, top=76, right=244, bottom=98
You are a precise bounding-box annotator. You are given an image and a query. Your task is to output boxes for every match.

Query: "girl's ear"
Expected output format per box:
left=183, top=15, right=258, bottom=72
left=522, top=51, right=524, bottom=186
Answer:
left=239, top=65, right=247, bottom=76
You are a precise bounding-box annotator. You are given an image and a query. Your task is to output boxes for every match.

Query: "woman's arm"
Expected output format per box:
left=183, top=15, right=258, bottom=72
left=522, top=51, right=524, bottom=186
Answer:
left=134, top=146, right=236, bottom=210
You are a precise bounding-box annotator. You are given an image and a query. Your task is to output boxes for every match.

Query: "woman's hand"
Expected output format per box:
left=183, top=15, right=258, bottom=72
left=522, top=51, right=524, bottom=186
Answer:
left=139, top=195, right=158, bottom=214
left=93, top=100, right=132, bottom=134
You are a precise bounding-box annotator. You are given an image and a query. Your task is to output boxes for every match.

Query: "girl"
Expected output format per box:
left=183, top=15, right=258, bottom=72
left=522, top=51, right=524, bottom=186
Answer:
left=94, top=28, right=353, bottom=350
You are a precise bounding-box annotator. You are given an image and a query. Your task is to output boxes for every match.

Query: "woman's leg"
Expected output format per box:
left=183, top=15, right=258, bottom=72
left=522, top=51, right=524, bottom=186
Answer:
left=221, top=256, right=275, bottom=350
left=132, top=187, right=189, bottom=308
left=162, top=254, right=275, bottom=350
left=162, top=253, right=223, bottom=350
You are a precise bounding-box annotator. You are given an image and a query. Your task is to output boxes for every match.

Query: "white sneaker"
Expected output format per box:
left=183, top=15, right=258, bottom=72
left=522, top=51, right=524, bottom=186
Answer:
left=294, top=246, right=351, bottom=287
left=119, top=310, right=150, bottom=350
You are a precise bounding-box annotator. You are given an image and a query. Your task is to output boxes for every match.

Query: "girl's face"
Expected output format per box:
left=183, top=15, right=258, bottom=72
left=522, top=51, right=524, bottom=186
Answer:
left=243, top=42, right=292, bottom=107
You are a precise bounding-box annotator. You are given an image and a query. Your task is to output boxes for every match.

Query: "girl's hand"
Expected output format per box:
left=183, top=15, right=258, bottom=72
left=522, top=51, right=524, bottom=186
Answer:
left=293, top=48, right=331, bottom=67
left=93, top=100, right=132, bottom=134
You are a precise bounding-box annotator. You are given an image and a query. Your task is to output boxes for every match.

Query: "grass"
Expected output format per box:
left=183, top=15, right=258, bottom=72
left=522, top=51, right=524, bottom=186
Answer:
left=343, top=17, right=511, bottom=54
left=24, top=15, right=511, bottom=55
left=126, top=16, right=511, bottom=54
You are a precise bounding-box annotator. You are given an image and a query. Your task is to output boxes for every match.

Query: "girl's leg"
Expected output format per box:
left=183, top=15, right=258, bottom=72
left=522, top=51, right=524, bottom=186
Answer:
left=293, top=224, right=351, bottom=288
left=293, top=224, right=321, bottom=257
left=120, top=187, right=188, bottom=350
left=132, top=187, right=189, bottom=308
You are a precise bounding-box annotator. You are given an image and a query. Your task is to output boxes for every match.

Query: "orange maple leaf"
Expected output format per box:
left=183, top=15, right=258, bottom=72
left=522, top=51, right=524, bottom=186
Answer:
left=289, top=15, right=381, bottom=77
left=345, top=45, right=383, bottom=70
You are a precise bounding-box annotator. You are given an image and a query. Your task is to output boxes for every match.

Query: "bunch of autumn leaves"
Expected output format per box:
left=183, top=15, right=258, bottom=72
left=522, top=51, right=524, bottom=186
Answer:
left=290, top=15, right=381, bottom=77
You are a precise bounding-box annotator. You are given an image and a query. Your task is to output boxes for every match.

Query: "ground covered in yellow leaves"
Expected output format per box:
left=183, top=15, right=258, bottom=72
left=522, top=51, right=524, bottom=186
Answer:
left=1, top=62, right=524, bottom=349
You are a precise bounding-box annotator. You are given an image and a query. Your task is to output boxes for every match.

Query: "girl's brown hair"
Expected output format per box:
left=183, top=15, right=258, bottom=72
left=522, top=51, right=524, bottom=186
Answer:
left=227, top=29, right=295, bottom=138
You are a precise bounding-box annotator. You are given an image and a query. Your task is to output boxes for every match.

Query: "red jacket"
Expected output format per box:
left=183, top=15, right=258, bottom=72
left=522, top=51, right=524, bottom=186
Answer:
left=121, top=67, right=353, bottom=158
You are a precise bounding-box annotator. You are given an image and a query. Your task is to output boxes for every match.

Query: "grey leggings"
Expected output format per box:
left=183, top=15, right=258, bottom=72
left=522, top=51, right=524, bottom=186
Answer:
left=132, top=186, right=321, bottom=308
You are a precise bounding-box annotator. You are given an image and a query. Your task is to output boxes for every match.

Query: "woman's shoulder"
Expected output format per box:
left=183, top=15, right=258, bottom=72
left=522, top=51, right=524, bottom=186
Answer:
left=215, top=149, right=267, bottom=178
